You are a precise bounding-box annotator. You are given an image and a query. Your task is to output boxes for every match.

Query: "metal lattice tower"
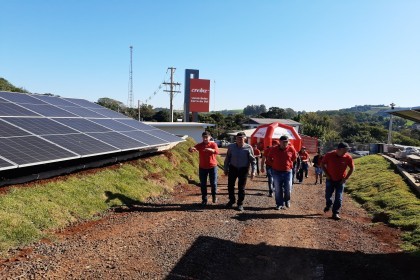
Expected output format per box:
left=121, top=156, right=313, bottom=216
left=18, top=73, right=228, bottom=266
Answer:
left=127, top=46, right=134, bottom=108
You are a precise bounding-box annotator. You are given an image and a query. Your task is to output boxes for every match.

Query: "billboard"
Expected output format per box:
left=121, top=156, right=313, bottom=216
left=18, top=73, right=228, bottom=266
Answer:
left=190, top=79, right=210, bottom=112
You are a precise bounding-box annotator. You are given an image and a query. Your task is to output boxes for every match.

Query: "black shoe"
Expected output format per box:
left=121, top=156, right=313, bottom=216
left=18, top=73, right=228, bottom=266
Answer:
left=212, top=196, right=217, bottom=203
left=226, top=202, right=234, bottom=208
left=323, top=206, right=330, bottom=213
left=201, top=200, right=207, bottom=207
left=237, top=205, right=244, bottom=211
left=332, top=213, right=341, bottom=220
left=285, top=201, right=290, bottom=208
left=268, top=193, right=273, bottom=197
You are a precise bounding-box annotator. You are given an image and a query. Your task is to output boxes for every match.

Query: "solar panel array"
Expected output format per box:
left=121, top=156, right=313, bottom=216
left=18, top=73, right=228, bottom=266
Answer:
left=0, top=91, right=183, bottom=171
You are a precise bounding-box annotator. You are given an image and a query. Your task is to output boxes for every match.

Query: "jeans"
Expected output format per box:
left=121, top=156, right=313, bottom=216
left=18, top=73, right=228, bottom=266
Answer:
left=272, top=169, right=292, bottom=207
left=227, top=165, right=249, bottom=206
left=325, top=179, right=345, bottom=214
left=302, top=162, right=309, bottom=177
left=199, top=167, right=218, bottom=202
left=266, top=165, right=274, bottom=194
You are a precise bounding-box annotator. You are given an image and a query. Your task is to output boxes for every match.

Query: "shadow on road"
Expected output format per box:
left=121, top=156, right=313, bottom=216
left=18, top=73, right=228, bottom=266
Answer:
left=166, top=236, right=420, bottom=280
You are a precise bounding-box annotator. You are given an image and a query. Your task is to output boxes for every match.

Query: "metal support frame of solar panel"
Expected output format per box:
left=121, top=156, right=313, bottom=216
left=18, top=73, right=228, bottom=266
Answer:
left=0, top=91, right=183, bottom=172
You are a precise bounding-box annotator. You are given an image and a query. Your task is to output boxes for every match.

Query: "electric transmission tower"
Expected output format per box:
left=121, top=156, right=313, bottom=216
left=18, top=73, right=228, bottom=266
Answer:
left=163, top=67, right=181, bottom=122
left=127, top=46, right=134, bottom=108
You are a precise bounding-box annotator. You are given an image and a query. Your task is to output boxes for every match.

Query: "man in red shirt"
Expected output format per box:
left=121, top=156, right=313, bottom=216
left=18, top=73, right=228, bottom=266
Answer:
left=188, top=131, right=219, bottom=206
left=267, top=135, right=297, bottom=209
left=321, top=142, right=355, bottom=220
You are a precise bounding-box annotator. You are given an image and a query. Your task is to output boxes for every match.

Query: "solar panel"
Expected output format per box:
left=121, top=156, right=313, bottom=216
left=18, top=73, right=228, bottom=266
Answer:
left=115, top=119, right=157, bottom=131
left=43, top=134, right=118, bottom=156
left=3, top=117, right=78, bottom=135
left=19, top=104, right=79, bottom=117
left=146, top=129, right=185, bottom=143
left=0, top=91, right=183, bottom=172
left=0, top=91, right=47, bottom=104
left=0, top=119, right=32, bottom=137
left=63, top=98, right=104, bottom=109
left=53, top=118, right=112, bottom=133
left=86, top=108, right=129, bottom=119
left=0, top=136, right=78, bottom=166
left=87, top=132, right=148, bottom=150
left=33, top=95, right=81, bottom=107
left=56, top=106, right=107, bottom=118
left=0, top=157, right=16, bottom=169
left=89, top=119, right=136, bottom=131
left=121, top=131, right=168, bottom=145
left=0, top=102, right=41, bottom=117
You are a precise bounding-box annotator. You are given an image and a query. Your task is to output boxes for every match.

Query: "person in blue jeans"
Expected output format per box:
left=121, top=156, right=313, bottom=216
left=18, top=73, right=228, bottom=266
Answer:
left=266, top=135, right=297, bottom=210
left=188, top=131, right=219, bottom=206
left=321, top=142, right=355, bottom=220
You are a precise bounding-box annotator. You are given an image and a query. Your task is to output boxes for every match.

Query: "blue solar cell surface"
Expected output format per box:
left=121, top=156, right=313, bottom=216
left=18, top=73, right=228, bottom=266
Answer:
left=0, top=91, right=183, bottom=171
left=0, top=158, right=15, bottom=169
left=33, top=95, right=81, bottom=107
left=115, top=119, right=157, bottom=131
left=21, top=104, right=79, bottom=117
left=0, top=136, right=77, bottom=165
left=0, top=91, right=47, bottom=104
left=121, top=131, right=168, bottom=145
left=89, top=119, right=136, bottom=131
left=3, top=118, right=78, bottom=135
left=146, top=129, right=184, bottom=143
left=63, top=98, right=104, bottom=109
left=53, top=118, right=112, bottom=133
left=43, top=134, right=118, bottom=156
left=56, top=106, right=106, bottom=118
left=0, top=102, right=41, bottom=117
left=0, top=119, right=31, bottom=137
left=87, top=108, right=129, bottom=119
left=87, top=132, right=147, bottom=150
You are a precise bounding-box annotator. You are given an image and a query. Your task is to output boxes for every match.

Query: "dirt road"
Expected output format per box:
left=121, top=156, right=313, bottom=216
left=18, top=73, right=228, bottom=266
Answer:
left=1, top=152, right=419, bottom=279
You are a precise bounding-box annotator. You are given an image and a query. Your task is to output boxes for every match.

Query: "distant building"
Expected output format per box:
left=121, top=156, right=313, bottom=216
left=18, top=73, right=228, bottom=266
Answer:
left=242, top=118, right=301, bottom=132
left=144, top=122, right=215, bottom=143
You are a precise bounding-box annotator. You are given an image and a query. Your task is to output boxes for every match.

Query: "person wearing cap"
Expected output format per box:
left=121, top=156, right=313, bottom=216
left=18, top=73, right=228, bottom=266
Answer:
left=320, top=142, right=355, bottom=220
left=298, top=146, right=312, bottom=182
left=223, top=132, right=257, bottom=211
left=267, top=135, right=297, bottom=210
left=260, top=140, right=279, bottom=197
left=188, top=131, right=220, bottom=206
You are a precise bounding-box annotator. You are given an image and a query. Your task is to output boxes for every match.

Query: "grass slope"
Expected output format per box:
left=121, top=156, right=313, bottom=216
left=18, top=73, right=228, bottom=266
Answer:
left=346, top=155, right=420, bottom=252
left=0, top=138, right=209, bottom=256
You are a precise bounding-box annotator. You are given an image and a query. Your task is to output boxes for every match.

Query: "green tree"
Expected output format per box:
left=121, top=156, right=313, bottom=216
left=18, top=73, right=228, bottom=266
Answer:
left=97, top=97, right=125, bottom=112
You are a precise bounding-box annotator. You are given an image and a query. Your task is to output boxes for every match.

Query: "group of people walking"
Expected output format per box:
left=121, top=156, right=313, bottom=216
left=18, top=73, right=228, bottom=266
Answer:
left=188, top=131, right=354, bottom=220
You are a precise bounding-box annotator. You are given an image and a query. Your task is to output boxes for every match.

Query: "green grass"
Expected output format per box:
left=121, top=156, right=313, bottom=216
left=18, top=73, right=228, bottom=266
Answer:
left=346, top=155, right=420, bottom=253
left=0, top=137, right=210, bottom=256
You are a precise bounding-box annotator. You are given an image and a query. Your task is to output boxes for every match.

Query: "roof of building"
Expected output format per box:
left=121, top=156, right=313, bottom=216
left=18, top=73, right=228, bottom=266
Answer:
left=246, top=118, right=301, bottom=126
left=386, top=106, right=420, bottom=123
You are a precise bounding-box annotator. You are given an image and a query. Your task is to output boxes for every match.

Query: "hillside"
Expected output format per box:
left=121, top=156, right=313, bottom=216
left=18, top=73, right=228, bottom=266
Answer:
left=0, top=78, right=28, bottom=93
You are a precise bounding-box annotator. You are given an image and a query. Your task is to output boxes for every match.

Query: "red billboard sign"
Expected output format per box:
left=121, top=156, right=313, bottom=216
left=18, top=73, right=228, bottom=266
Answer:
left=190, top=79, right=210, bottom=112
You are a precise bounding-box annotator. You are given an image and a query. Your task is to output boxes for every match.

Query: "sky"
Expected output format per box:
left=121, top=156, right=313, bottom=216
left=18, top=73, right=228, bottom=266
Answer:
left=1, top=0, right=419, bottom=112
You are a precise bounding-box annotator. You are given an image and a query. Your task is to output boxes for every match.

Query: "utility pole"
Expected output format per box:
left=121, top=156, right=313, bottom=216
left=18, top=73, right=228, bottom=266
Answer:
left=163, top=67, right=181, bottom=122
left=138, top=100, right=141, bottom=121
left=387, top=102, right=396, bottom=144
left=127, top=46, right=134, bottom=108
